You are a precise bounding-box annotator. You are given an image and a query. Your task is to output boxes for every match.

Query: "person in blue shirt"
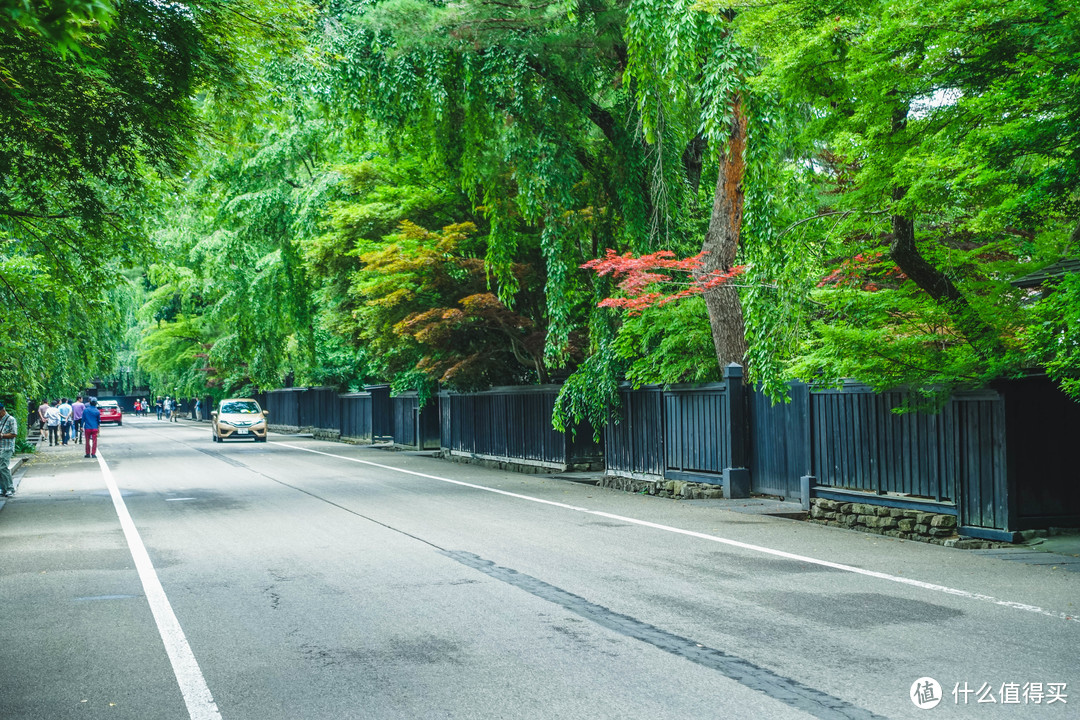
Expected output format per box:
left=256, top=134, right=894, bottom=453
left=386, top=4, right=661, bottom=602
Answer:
left=82, top=399, right=101, bottom=459
left=58, top=397, right=73, bottom=445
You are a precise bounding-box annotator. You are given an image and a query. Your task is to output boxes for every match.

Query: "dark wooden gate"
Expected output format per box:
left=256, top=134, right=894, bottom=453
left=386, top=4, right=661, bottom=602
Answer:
left=748, top=383, right=810, bottom=499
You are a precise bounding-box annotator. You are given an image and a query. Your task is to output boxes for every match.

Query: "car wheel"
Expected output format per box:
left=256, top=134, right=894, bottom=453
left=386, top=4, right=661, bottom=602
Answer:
left=118, top=422, right=122, bottom=426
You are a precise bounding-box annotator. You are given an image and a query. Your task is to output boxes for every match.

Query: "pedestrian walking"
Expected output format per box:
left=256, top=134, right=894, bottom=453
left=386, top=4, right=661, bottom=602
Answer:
left=194, top=398, right=200, bottom=421
left=156, top=398, right=163, bottom=420
left=82, top=399, right=101, bottom=459
left=171, top=398, right=179, bottom=423
left=36, top=399, right=48, bottom=441
left=0, top=402, right=17, bottom=497
left=72, top=396, right=85, bottom=444
left=133, top=398, right=141, bottom=417
left=164, top=396, right=173, bottom=421
left=44, top=401, right=61, bottom=446
left=58, top=397, right=73, bottom=445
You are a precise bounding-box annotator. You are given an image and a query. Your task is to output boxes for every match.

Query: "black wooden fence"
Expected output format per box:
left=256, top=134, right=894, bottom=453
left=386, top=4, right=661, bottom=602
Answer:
left=262, top=385, right=439, bottom=449
left=605, top=368, right=1080, bottom=539
left=239, top=368, right=1078, bottom=538
left=605, top=366, right=750, bottom=497
left=438, top=385, right=602, bottom=471
left=341, top=392, right=374, bottom=442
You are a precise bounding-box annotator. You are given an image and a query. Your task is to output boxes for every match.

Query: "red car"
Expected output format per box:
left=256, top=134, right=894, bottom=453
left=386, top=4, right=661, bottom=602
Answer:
left=98, top=400, right=123, bottom=426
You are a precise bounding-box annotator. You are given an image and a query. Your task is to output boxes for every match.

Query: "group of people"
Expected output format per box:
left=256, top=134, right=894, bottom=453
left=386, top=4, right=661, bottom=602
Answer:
left=158, top=397, right=181, bottom=422
left=129, top=397, right=180, bottom=420
left=0, top=392, right=204, bottom=499
left=0, top=396, right=102, bottom=498
left=36, top=397, right=102, bottom=459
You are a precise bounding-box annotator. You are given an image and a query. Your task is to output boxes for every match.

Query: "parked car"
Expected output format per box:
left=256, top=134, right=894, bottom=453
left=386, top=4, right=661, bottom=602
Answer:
left=99, top=400, right=123, bottom=426
left=211, top=398, right=268, bottom=442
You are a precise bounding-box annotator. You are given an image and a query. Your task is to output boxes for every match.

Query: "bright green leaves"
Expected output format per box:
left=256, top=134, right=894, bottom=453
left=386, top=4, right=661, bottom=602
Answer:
left=321, top=0, right=647, bottom=370
left=0, top=0, right=116, bottom=56
left=722, top=0, right=1080, bottom=396
left=1, top=0, right=313, bottom=396
left=1023, top=272, right=1080, bottom=399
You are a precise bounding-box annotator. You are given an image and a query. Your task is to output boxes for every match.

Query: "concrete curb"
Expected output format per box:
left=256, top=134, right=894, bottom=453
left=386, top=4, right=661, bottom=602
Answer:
left=0, top=455, right=29, bottom=512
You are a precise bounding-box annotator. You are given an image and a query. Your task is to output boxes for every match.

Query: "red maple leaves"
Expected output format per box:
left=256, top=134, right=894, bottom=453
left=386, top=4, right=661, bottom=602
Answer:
left=817, top=251, right=907, bottom=291
left=582, top=249, right=746, bottom=314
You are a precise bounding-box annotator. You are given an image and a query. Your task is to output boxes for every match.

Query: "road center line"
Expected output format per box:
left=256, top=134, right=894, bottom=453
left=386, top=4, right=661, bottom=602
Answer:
left=271, top=440, right=1079, bottom=624
left=97, top=452, right=223, bottom=720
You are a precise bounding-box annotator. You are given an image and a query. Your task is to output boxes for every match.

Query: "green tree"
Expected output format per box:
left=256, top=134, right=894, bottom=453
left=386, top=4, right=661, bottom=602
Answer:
left=733, top=0, right=1080, bottom=396
left=1, top=0, right=309, bottom=396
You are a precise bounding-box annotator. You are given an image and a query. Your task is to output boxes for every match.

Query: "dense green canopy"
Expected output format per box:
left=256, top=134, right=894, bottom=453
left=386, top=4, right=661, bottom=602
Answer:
left=6, top=0, right=1079, bottom=421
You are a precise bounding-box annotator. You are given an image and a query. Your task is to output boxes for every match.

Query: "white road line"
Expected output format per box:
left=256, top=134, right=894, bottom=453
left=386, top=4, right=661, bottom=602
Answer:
left=271, top=440, right=1080, bottom=624
left=97, top=452, right=223, bottom=720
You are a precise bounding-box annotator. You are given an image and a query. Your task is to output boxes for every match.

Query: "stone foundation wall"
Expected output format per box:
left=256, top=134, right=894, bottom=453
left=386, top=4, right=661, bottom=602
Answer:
left=440, top=452, right=562, bottom=475
left=808, top=499, right=965, bottom=544
left=598, top=475, right=724, bottom=500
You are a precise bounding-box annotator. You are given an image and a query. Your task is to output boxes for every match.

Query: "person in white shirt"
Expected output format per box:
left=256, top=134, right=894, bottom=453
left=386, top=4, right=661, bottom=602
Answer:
left=45, top=401, right=61, bottom=446
left=58, top=397, right=73, bottom=446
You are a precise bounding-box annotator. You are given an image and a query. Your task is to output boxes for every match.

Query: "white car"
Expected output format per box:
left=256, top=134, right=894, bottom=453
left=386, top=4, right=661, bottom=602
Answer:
left=211, top=398, right=268, bottom=442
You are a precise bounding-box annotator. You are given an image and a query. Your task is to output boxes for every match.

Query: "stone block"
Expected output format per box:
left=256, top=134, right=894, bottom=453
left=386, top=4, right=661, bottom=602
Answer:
left=875, top=506, right=893, bottom=517
left=856, top=515, right=875, bottom=526
left=897, top=519, right=915, bottom=532
left=839, top=503, right=854, bottom=514
left=914, top=524, right=930, bottom=534
left=816, top=499, right=840, bottom=511
left=945, top=538, right=988, bottom=549
left=930, top=515, right=956, bottom=529
left=903, top=510, right=921, bottom=519
left=850, top=503, right=875, bottom=516
left=916, top=513, right=935, bottom=525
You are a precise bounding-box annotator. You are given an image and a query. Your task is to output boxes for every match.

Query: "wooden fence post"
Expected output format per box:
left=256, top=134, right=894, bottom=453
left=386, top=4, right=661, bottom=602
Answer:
left=722, top=363, right=751, bottom=499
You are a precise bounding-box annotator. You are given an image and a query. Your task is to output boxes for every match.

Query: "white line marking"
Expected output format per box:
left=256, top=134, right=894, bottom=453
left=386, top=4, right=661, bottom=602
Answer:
left=166, top=497, right=197, bottom=501
left=97, top=452, right=223, bottom=719
left=271, top=440, right=1079, bottom=624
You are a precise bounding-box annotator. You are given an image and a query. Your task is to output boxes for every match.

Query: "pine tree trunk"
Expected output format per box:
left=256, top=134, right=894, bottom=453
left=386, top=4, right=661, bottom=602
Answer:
left=698, top=94, right=749, bottom=368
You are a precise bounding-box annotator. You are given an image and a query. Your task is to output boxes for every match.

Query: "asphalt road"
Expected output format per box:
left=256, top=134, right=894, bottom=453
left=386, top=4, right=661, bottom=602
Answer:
left=1, top=418, right=1077, bottom=720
